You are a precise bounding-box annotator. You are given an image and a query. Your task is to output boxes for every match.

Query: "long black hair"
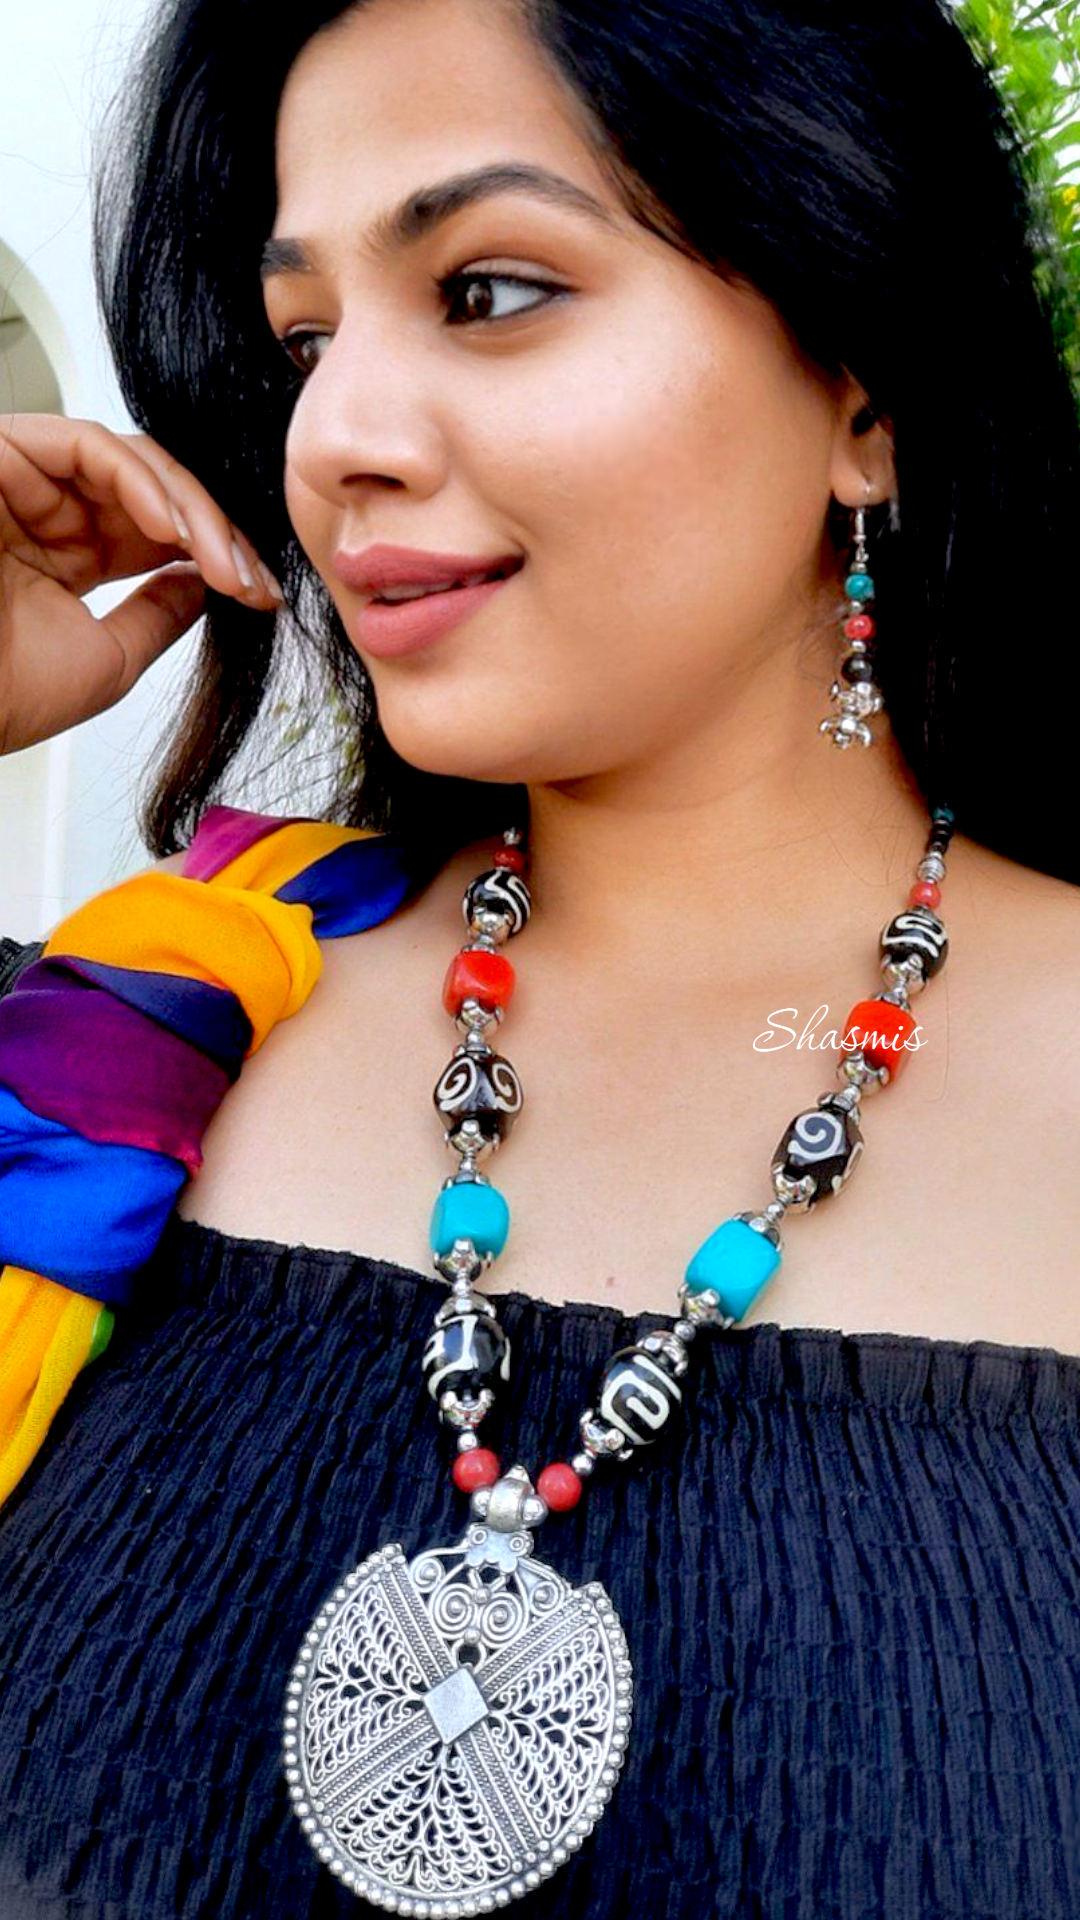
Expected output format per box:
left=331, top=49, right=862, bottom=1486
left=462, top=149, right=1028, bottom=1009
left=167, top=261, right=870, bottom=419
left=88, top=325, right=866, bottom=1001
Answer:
left=92, top=0, right=1080, bottom=883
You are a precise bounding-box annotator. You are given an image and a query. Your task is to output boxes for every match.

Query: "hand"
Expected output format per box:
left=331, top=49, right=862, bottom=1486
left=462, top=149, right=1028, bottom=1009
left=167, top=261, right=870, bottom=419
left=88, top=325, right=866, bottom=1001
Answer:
left=0, top=413, right=284, bottom=755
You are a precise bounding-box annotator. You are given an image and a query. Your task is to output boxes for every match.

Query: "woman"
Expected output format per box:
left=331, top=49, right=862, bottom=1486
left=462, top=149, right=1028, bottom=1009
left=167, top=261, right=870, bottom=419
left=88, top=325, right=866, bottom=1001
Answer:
left=1, top=0, right=1079, bottom=1912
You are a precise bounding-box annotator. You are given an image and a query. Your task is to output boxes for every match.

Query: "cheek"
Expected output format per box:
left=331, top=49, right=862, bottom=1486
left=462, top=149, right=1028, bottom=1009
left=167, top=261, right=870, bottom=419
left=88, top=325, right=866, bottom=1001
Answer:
left=503, top=312, right=832, bottom=691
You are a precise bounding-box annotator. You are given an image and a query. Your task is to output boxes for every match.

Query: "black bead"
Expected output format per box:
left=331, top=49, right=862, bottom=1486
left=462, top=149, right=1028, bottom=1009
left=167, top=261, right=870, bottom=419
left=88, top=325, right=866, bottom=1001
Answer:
left=597, top=1346, right=683, bottom=1448
left=462, top=869, right=532, bottom=935
left=433, top=1048, right=524, bottom=1144
left=772, top=1097, right=864, bottom=1209
left=422, top=1310, right=511, bottom=1402
left=840, top=653, right=875, bottom=684
left=879, top=905, right=948, bottom=978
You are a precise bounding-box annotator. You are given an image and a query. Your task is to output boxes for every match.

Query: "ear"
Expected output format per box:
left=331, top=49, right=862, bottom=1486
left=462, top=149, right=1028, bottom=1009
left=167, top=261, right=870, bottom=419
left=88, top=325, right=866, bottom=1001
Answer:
left=829, top=370, right=896, bottom=508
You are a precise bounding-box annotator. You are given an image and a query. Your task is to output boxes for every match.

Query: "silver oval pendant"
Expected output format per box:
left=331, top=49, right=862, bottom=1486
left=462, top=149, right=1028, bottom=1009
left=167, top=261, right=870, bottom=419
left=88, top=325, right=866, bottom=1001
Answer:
left=283, top=1510, right=632, bottom=1913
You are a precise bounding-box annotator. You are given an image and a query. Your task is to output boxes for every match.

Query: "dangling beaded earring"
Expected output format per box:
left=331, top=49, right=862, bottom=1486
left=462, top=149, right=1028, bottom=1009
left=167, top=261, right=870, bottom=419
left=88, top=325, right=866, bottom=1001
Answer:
left=819, top=480, right=886, bottom=749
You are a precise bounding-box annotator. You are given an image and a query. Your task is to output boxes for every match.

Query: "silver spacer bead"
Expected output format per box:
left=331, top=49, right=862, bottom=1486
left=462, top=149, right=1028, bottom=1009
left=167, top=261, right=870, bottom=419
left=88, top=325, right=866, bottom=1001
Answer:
left=457, top=1430, right=480, bottom=1454
left=454, top=993, right=503, bottom=1035
left=448, top=1135, right=499, bottom=1170
left=579, top=1409, right=631, bottom=1462
left=735, top=1207, right=783, bottom=1250
left=827, top=1085, right=862, bottom=1115
left=881, top=953, right=927, bottom=998
left=435, top=1286, right=493, bottom=1326
left=639, top=1329, right=690, bottom=1379
left=677, top=1284, right=735, bottom=1330
left=503, top=826, right=525, bottom=847
left=837, top=1048, right=889, bottom=1094
left=570, top=1451, right=596, bottom=1477
left=917, top=854, right=946, bottom=883
left=438, top=1387, right=496, bottom=1430
left=673, top=1318, right=698, bottom=1346
left=467, top=909, right=514, bottom=945
left=433, top=1237, right=486, bottom=1285
left=771, top=1167, right=817, bottom=1210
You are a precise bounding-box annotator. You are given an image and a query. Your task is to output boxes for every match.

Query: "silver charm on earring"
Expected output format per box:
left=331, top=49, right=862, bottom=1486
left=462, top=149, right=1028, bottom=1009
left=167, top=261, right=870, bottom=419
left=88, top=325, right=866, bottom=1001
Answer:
left=819, top=488, right=886, bottom=750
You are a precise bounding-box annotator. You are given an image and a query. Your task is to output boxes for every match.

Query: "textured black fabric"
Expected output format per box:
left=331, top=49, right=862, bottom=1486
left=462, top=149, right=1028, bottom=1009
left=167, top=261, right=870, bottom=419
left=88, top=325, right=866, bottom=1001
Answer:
left=1, top=1212, right=1079, bottom=1918
left=0, top=935, right=44, bottom=998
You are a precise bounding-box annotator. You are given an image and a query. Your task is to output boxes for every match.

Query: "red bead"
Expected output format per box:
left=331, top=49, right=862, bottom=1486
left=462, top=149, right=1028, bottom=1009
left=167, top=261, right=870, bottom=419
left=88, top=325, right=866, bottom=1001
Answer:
left=493, top=847, right=528, bottom=873
left=537, top=1463, right=583, bottom=1512
left=442, top=949, right=516, bottom=1017
left=909, top=880, right=941, bottom=909
left=842, top=998, right=917, bottom=1080
left=452, top=1448, right=501, bottom=1493
left=844, top=614, right=876, bottom=641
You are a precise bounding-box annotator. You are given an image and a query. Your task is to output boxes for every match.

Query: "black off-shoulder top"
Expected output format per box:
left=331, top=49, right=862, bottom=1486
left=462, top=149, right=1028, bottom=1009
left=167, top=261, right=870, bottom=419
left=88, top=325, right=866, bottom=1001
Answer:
left=1, top=937, right=1080, bottom=1917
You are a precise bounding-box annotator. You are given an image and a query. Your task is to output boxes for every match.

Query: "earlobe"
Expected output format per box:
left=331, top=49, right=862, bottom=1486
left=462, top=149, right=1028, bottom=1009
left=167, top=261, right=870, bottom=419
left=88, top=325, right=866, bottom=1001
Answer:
left=829, top=370, right=897, bottom=505
left=831, top=401, right=897, bottom=508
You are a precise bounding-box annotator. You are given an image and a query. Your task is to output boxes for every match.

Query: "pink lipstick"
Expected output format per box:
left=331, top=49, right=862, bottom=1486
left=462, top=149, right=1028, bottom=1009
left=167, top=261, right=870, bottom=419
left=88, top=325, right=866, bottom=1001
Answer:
left=333, top=543, right=524, bottom=658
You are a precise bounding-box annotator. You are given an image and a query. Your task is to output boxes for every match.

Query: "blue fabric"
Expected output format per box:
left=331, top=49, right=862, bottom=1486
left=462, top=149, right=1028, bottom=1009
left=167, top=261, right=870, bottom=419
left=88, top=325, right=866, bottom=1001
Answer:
left=0, top=1083, right=186, bottom=1304
left=275, top=832, right=416, bottom=935
left=1, top=1211, right=1079, bottom=1917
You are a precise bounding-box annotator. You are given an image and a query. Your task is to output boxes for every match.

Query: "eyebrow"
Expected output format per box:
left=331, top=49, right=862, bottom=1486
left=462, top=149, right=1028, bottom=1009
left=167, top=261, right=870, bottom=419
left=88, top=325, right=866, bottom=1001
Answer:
left=260, top=162, right=621, bottom=283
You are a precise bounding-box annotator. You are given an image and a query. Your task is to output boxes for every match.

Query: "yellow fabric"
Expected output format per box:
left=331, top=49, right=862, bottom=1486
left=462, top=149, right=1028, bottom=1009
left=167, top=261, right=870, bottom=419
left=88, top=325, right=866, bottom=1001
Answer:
left=0, top=1271, right=105, bottom=1507
left=43, top=869, right=323, bottom=1056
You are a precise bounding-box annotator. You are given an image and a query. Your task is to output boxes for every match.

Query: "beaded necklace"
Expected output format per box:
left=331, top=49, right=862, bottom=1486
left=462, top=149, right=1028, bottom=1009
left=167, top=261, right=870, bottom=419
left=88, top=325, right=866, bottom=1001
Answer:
left=283, top=803, right=955, bottom=1913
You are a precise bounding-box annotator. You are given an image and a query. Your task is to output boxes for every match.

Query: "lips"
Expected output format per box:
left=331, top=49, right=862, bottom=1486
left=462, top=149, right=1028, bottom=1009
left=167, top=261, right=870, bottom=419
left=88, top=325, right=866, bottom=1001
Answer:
left=332, top=543, right=524, bottom=601
left=372, top=558, right=520, bottom=604
left=352, top=568, right=519, bottom=659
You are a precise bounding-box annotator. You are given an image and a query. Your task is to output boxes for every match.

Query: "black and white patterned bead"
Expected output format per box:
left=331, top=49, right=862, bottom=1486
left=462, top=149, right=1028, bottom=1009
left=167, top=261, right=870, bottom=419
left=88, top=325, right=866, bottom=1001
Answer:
left=879, top=906, right=948, bottom=979
left=771, top=1096, right=864, bottom=1211
left=422, top=1308, right=511, bottom=1403
left=433, top=1047, right=524, bottom=1146
left=462, top=868, right=532, bottom=939
left=596, top=1346, right=684, bottom=1449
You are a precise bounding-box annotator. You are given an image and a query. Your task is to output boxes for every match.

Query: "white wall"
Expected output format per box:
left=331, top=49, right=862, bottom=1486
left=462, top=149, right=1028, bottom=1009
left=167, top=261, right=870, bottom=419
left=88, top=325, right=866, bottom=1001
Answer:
left=0, top=0, right=207, bottom=943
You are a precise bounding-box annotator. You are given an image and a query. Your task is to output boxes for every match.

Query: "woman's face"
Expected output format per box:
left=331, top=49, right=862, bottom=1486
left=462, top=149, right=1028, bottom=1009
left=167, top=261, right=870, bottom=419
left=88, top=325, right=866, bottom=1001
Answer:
left=263, top=0, right=876, bottom=788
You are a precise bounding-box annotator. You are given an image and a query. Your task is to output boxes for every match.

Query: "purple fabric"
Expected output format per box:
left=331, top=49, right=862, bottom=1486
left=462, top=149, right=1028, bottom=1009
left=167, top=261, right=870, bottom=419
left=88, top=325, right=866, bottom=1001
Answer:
left=41, top=956, right=253, bottom=1077
left=0, top=969, right=229, bottom=1173
left=182, top=805, right=314, bottom=882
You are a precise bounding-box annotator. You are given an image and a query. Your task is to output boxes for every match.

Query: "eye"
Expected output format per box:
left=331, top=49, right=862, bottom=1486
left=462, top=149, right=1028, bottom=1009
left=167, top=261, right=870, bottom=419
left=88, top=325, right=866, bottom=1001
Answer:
left=275, top=330, right=331, bottom=379
left=437, top=269, right=567, bottom=326
left=271, top=271, right=566, bottom=379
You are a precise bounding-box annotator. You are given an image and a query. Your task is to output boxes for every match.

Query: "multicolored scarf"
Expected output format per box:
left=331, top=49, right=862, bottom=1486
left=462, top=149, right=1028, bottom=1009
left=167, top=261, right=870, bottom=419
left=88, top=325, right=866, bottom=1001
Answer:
left=0, top=806, right=422, bottom=1507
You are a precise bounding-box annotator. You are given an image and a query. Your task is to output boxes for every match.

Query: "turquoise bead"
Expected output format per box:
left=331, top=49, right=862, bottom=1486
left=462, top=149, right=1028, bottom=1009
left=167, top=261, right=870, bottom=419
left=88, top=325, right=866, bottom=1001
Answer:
left=931, top=804, right=954, bottom=823
left=430, top=1180, right=510, bottom=1259
left=685, top=1215, right=782, bottom=1322
left=845, top=572, right=874, bottom=601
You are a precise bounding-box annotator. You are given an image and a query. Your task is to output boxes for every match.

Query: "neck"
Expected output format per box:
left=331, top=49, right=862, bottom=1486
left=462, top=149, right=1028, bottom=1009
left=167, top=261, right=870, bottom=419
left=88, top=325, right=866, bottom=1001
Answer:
left=515, top=718, right=932, bottom=996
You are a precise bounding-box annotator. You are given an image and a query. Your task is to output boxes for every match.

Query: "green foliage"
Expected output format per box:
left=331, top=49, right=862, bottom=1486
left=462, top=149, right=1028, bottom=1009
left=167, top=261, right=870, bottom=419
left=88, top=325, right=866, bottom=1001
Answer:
left=953, top=0, right=1080, bottom=382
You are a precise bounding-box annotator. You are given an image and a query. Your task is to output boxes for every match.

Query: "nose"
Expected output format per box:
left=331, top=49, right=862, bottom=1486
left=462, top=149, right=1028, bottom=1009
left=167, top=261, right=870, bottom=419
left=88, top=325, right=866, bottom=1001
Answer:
left=283, top=312, right=450, bottom=505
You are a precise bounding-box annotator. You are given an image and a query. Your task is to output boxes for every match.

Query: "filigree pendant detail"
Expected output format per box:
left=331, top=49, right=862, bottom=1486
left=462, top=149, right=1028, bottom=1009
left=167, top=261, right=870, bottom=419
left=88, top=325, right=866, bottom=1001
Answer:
left=283, top=1495, right=633, bottom=1913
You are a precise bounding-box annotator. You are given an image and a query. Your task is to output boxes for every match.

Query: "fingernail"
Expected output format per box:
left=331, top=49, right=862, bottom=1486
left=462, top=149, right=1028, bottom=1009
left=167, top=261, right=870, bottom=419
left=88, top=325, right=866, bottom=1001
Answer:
left=172, top=505, right=192, bottom=545
left=258, top=561, right=286, bottom=605
left=230, top=538, right=256, bottom=592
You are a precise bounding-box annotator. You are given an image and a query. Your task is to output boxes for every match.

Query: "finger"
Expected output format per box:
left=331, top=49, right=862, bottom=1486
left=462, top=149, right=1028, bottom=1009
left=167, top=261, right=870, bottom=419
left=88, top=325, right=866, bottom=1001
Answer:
left=4, top=417, right=280, bottom=605
left=123, top=432, right=284, bottom=604
left=93, top=563, right=210, bottom=706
